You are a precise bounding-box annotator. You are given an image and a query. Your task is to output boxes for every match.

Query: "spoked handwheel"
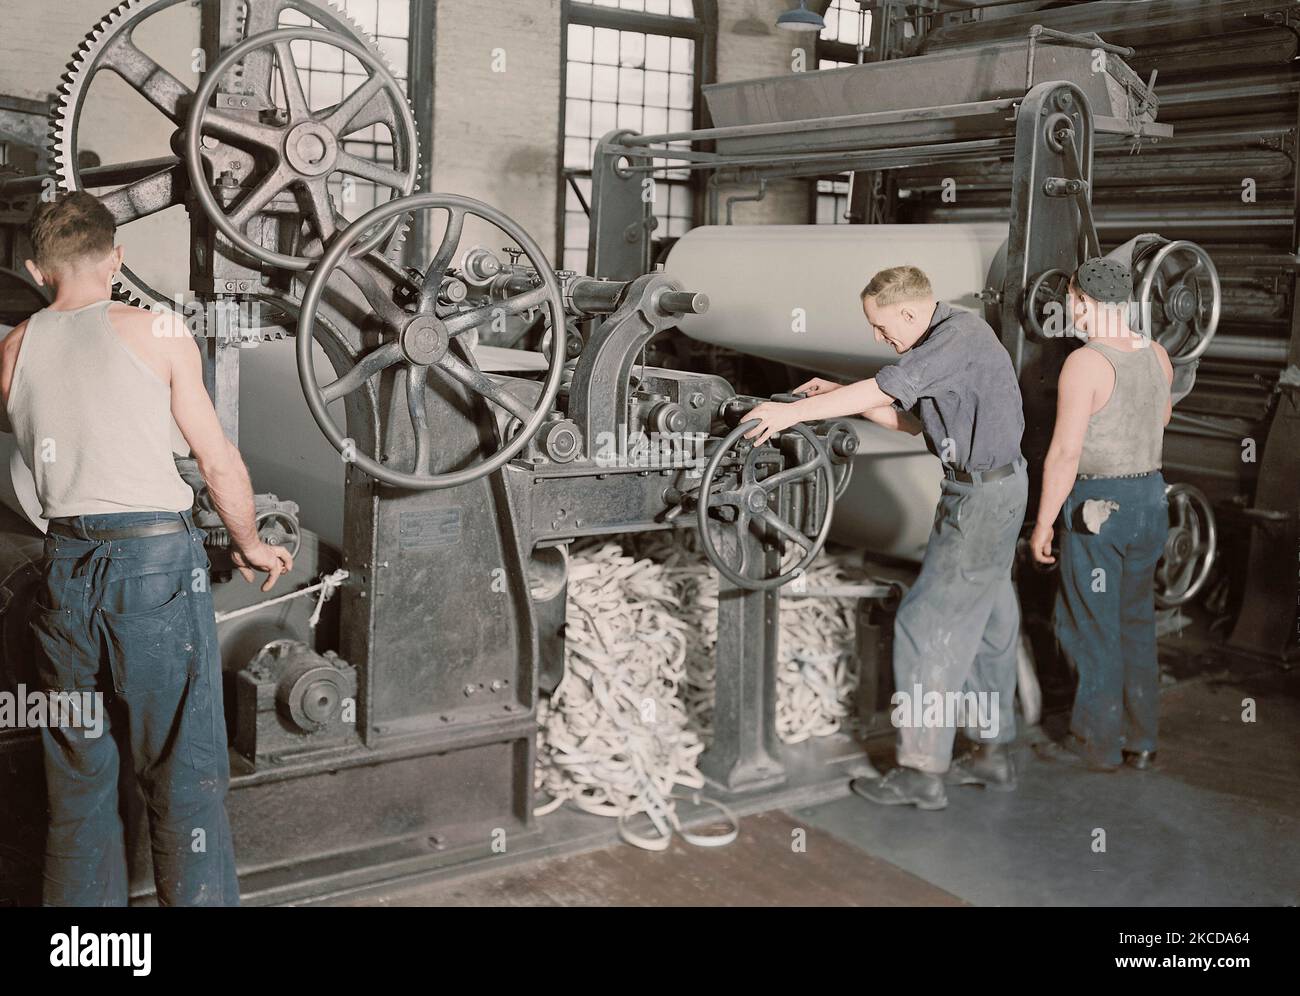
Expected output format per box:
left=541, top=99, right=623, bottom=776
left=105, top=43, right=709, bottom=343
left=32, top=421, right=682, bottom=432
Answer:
left=1024, top=267, right=1072, bottom=339
left=1154, top=483, right=1217, bottom=608
left=696, top=420, right=835, bottom=591
left=296, top=192, right=567, bottom=490
left=1134, top=239, right=1221, bottom=365
left=185, top=27, right=418, bottom=270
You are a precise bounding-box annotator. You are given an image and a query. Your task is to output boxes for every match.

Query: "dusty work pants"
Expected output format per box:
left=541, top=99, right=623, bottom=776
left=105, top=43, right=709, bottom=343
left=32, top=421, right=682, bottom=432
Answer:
left=30, top=509, right=238, bottom=906
left=893, top=461, right=1028, bottom=773
left=1055, top=472, right=1167, bottom=767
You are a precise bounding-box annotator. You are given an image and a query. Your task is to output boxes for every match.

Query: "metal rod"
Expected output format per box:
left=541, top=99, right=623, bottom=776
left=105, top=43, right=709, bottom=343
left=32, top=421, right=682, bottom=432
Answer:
left=613, top=97, right=1017, bottom=148
left=612, top=137, right=1013, bottom=175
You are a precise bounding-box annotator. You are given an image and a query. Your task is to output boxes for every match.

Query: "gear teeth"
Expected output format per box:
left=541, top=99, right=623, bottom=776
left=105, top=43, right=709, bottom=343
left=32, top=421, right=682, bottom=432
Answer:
left=52, top=0, right=423, bottom=306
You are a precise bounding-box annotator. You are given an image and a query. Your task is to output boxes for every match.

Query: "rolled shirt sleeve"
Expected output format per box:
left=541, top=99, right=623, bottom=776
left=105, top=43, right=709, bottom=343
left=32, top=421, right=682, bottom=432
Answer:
left=875, top=336, right=957, bottom=411
left=874, top=363, right=917, bottom=410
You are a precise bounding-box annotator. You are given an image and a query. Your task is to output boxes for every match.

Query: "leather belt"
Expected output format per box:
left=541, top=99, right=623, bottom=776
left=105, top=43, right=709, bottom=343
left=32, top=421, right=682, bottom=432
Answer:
left=47, top=518, right=187, bottom=541
left=1076, top=470, right=1157, bottom=481
left=943, top=461, right=1018, bottom=485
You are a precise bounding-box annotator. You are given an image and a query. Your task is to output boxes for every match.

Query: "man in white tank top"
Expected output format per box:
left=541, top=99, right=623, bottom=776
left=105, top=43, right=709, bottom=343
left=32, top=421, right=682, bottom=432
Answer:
left=1029, top=257, right=1174, bottom=772
left=0, top=192, right=292, bottom=906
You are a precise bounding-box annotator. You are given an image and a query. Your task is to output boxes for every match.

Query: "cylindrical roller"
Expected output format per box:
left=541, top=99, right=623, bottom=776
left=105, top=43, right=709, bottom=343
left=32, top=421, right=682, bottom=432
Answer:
left=663, top=223, right=1007, bottom=379
left=828, top=418, right=943, bottom=563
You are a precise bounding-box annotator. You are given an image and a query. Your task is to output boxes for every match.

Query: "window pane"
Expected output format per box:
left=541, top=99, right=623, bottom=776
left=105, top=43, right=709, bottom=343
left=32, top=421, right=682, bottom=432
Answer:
left=644, top=70, right=668, bottom=105
left=567, top=61, right=592, bottom=100
left=821, top=1, right=872, bottom=47
left=569, top=23, right=594, bottom=61
left=670, top=37, right=693, bottom=72
left=564, top=136, right=590, bottom=169
left=668, top=72, right=691, bottom=109
left=642, top=105, right=668, bottom=134
left=566, top=99, right=591, bottom=137
left=593, top=27, right=620, bottom=64
left=619, top=31, right=645, bottom=68
left=376, top=0, right=408, bottom=37
left=590, top=101, right=618, bottom=134
left=617, top=103, right=642, bottom=130
left=619, top=67, right=644, bottom=104
left=592, top=64, right=619, bottom=102
left=644, top=34, right=670, bottom=71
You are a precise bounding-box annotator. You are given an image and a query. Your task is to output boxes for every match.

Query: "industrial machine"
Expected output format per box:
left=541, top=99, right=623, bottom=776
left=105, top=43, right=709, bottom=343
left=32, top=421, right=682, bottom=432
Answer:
left=0, top=0, right=861, bottom=904
left=0, top=0, right=1278, bottom=905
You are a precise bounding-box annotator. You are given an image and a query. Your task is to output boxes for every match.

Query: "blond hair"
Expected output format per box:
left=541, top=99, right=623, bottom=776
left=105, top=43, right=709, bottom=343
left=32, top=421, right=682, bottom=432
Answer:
left=860, top=265, right=933, bottom=307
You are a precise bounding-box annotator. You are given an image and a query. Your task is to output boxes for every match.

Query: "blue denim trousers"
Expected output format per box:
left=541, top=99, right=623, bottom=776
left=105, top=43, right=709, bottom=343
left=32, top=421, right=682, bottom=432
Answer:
left=892, top=460, right=1028, bottom=773
left=29, top=509, right=238, bottom=906
left=1054, top=473, right=1167, bottom=767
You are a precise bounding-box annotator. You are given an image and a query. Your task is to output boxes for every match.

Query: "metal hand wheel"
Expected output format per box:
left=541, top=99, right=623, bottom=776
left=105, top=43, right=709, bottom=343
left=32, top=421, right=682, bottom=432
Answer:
left=696, top=420, right=835, bottom=591
left=185, top=27, right=418, bottom=270
left=1024, top=267, right=1072, bottom=339
left=1154, top=483, right=1217, bottom=608
left=296, top=192, right=567, bottom=490
left=1134, top=239, right=1221, bottom=366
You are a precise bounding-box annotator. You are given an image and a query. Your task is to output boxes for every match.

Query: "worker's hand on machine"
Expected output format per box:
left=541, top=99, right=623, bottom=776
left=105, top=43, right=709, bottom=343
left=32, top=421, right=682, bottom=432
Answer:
left=1029, top=522, right=1056, bottom=565
left=743, top=401, right=801, bottom=446
left=233, top=541, right=295, bottom=592
left=792, top=377, right=842, bottom=397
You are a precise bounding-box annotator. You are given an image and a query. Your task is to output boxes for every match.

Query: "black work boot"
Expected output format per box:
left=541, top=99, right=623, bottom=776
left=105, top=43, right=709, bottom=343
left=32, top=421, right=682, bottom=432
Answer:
left=849, top=766, right=948, bottom=811
left=1033, top=733, right=1119, bottom=773
left=945, top=742, right=1017, bottom=791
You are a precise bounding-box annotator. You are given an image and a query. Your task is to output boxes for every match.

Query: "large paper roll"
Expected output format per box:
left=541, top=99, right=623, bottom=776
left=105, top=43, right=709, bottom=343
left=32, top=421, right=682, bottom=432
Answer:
left=664, top=223, right=1006, bottom=379
left=663, top=224, right=1012, bottom=561
left=831, top=418, right=942, bottom=563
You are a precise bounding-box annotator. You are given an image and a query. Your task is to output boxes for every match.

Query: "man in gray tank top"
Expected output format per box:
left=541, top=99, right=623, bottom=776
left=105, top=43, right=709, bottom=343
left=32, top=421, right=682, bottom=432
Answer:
left=0, top=192, right=293, bottom=906
left=1028, top=258, right=1174, bottom=771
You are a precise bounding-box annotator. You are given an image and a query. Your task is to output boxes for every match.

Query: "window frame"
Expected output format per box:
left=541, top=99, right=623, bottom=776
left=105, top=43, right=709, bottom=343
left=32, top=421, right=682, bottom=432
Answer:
left=557, top=0, right=717, bottom=272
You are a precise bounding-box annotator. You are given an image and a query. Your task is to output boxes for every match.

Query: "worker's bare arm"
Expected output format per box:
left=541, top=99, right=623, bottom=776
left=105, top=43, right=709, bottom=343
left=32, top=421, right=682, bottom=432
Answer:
left=862, top=404, right=923, bottom=435
left=1151, top=340, right=1174, bottom=425
left=156, top=312, right=292, bottom=590
left=1030, top=348, right=1102, bottom=563
left=0, top=321, right=27, bottom=435
left=744, top=377, right=897, bottom=444
left=792, top=374, right=920, bottom=434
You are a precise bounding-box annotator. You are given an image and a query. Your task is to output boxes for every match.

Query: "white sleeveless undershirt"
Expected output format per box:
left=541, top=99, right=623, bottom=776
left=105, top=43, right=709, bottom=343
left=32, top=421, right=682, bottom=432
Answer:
left=6, top=301, right=193, bottom=518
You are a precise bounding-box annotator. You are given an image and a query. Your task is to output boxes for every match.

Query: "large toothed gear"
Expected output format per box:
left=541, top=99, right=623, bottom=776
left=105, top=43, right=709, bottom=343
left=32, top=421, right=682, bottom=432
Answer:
left=50, top=0, right=421, bottom=309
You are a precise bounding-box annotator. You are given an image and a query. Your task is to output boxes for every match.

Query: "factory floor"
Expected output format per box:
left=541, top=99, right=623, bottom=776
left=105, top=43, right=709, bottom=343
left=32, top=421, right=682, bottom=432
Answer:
left=329, top=660, right=1299, bottom=908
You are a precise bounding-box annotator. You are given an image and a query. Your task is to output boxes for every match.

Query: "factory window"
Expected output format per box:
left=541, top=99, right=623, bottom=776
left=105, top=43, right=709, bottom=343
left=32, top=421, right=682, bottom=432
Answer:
left=561, top=1, right=715, bottom=273
left=814, top=176, right=851, bottom=225
left=278, top=0, right=412, bottom=223
left=813, top=8, right=864, bottom=226
left=818, top=0, right=871, bottom=65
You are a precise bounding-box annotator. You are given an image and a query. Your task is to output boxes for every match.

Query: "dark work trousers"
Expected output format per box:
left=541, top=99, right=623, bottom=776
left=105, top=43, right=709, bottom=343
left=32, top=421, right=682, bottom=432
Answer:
left=30, top=509, right=238, bottom=906
left=1055, top=472, right=1167, bottom=767
left=893, top=460, right=1028, bottom=773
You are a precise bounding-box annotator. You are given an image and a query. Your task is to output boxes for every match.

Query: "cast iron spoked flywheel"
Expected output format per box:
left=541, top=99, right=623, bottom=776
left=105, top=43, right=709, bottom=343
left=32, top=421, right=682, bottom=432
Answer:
left=50, top=0, right=416, bottom=307
left=695, top=420, right=836, bottom=591
left=185, top=26, right=418, bottom=270
left=1154, top=482, right=1218, bottom=609
left=1133, top=239, right=1221, bottom=366
left=295, top=192, right=567, bottom=490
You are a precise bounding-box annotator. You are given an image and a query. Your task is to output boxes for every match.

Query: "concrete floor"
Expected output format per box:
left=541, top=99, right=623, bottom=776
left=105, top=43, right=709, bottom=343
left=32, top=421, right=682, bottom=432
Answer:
left=326, top=663, right=1298, bottom=907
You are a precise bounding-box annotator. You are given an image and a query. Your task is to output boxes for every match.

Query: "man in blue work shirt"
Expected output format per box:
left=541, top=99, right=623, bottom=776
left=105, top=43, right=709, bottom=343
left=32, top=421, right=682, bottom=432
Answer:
left=744, top=265, right=1027, bottom=810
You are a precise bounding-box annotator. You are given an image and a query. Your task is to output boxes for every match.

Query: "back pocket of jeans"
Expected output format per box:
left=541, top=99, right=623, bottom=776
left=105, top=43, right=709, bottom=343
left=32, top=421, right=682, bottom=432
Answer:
left=102, top=590, right=197, bottom=695
left=30, top=601, right=93, bottom=692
